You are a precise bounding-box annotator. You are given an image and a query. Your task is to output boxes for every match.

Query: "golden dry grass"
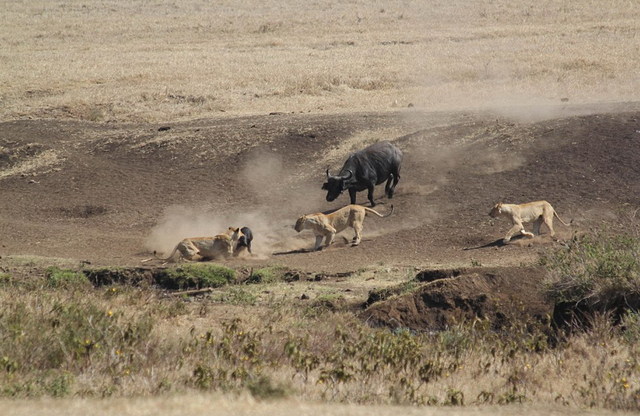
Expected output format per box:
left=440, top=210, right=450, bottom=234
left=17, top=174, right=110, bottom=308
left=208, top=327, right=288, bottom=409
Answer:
left=1, top=0, right=638, bottom=123
left=1, top=395, right=632, bottom=416
left=1, top=261, right=640, bottom=412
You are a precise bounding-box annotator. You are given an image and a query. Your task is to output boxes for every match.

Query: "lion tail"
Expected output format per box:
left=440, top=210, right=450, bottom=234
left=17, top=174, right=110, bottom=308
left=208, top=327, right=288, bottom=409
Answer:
left=364, top=204, right=394, bottom=218
left=553, top=210, right=571, bottom=227
left=154, top=244, right=179, bottom=262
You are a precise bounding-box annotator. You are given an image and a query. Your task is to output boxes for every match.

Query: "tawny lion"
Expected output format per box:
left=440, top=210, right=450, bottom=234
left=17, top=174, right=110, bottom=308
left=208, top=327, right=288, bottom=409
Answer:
left=489, top=201, right=570, bottom=243
left=295, top=204, right=393, bottom=251
left=157, top=227, right=241, bottom=263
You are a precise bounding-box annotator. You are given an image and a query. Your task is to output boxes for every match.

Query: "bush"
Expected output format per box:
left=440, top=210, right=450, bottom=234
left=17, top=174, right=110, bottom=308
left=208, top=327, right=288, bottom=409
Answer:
left=156, top=264, right=235, bottom=290
left=0, top=272, right=12, bottom=286
left=541, top=232, right=640, bottom=307
left=246, top=267, right=287, bottom=284
left=247, top=375, right=289, bottom=400
left=45, top=267, right=90, bottom=289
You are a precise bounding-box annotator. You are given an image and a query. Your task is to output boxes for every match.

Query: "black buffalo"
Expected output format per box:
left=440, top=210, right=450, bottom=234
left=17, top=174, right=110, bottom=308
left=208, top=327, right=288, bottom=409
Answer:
left=322, top=141, right=402, bottom=207
left=234, top=226, right=253, bottom=256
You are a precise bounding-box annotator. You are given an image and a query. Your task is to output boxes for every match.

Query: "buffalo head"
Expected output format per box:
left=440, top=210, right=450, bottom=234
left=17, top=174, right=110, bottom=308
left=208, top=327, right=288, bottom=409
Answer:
left=322, top=169, right=353, bottom=202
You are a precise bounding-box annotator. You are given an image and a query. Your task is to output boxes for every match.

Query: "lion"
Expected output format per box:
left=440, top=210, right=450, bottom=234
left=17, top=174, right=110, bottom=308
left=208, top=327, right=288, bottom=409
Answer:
left=489, top=201, right=570, bottom=243
left=294, top=204, right=393, bottom=251
left=157, top=227, right=241, bottom=263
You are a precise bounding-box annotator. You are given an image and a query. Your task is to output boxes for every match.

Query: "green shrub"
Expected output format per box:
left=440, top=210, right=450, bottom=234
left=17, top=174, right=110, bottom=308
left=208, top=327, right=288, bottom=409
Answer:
left=156, top=264, right=235, bottom=290
left=45, top=267, right=90, bottom=288
left=246, top=267, right=286, bottom=284
left=541, top=232, right=640, bottom=306
left=45, top=371, right=74, bottom=398
left=0, top=272, right=12, bottom=286
left=247, top=375, right=288, bottom=400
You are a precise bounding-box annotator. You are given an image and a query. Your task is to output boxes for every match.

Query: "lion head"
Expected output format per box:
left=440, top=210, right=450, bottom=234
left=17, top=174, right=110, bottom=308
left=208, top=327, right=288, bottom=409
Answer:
left=294, top=216, right=307, bottom=232
left=489, top=202, right=503, bottom=218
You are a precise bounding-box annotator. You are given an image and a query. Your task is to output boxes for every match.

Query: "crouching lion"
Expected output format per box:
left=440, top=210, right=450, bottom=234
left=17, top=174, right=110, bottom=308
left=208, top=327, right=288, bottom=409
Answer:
left=157, top=227, right=241, bottom=263
left=295, top=204, right=393, bottom=251
left=489, top=200, right=570, bottom=243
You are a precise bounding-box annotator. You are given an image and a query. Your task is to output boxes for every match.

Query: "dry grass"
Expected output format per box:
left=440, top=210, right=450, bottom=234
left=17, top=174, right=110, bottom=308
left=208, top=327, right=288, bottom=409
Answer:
left=1, top=261, right=640, bottom=411
left=1, top=0, right=638, bottom=123
left=1, top=396, right=632, bottom=416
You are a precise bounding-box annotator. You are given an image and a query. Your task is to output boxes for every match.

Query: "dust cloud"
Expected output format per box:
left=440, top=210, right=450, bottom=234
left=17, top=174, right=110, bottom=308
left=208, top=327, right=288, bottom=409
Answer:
left=145, top=149, right=327, bottom=257
left=241, top=150, right=285, bottom=203
left=144, top=205, right=309, bottom=259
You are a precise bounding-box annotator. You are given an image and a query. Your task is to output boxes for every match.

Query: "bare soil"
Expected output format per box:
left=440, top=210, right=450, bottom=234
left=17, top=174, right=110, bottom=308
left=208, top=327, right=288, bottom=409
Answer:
left=2, top=103, right=640, bottom=330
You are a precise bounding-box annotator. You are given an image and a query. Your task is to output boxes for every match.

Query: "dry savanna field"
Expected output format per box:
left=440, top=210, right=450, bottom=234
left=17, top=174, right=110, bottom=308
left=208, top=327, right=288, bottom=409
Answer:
left=1, top=1, right=640, bottom=415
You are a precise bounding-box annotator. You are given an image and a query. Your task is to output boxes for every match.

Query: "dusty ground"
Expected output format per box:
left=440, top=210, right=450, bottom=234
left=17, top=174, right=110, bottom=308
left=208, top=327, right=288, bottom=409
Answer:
left=1, top=102, right=640, bottom=331
left=1, top=103, right=639, bottom=270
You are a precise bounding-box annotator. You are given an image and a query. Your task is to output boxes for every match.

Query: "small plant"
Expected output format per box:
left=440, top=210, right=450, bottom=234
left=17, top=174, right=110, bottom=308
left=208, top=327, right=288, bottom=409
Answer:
left=45, top=267, right=90, bottom=288
left=285, top=336, right=320, bottom=382
left=444, top=388, right=464, bottom=406
left=246, top=266, right=286, bottom=284
left=192, top=364, right=216, bottom=390
left=497, top=387, right=527, bottom=404
left=45, top=371, right=74, bottom=398
left=0, top=272, right=12, bottom=286
left=247, top=375, right=288, bottom=400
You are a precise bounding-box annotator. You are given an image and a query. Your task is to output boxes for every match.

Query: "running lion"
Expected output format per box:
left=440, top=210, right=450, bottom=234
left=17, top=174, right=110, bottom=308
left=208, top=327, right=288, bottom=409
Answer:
left=294, top=204, right=393, bottom=251
left=489, top=200, right=570, bottom=243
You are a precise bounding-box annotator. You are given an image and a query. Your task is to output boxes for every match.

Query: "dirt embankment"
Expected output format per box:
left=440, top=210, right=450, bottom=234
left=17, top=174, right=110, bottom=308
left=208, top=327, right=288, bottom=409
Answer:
left=362, top=266, right=551, bottom=332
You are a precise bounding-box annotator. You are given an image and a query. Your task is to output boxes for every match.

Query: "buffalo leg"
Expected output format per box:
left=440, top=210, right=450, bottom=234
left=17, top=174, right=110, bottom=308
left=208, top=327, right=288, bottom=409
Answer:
left=349, top=188, right=358, bottom=204
left=367, top=185, right=376, bottom=207
left=389, top=171, right=400, bottom=198
left=385, top=175, right=393, bottom=198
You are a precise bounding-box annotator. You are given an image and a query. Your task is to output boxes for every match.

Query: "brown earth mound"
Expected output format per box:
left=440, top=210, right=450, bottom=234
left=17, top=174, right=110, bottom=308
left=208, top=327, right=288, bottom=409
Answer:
left=361, top=266, right=551, bottom=332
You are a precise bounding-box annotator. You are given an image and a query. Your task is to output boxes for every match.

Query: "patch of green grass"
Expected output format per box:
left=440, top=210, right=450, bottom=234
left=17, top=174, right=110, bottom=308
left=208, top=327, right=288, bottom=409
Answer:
left=364, top=280, right=420, bottom=307
left=156, top=264, right=236, bottom=290
left=45, top=267, right=90, bottom=289
left=0, top=272, right=12, bottom=286
left=246, top=266, right=287, bottom=284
